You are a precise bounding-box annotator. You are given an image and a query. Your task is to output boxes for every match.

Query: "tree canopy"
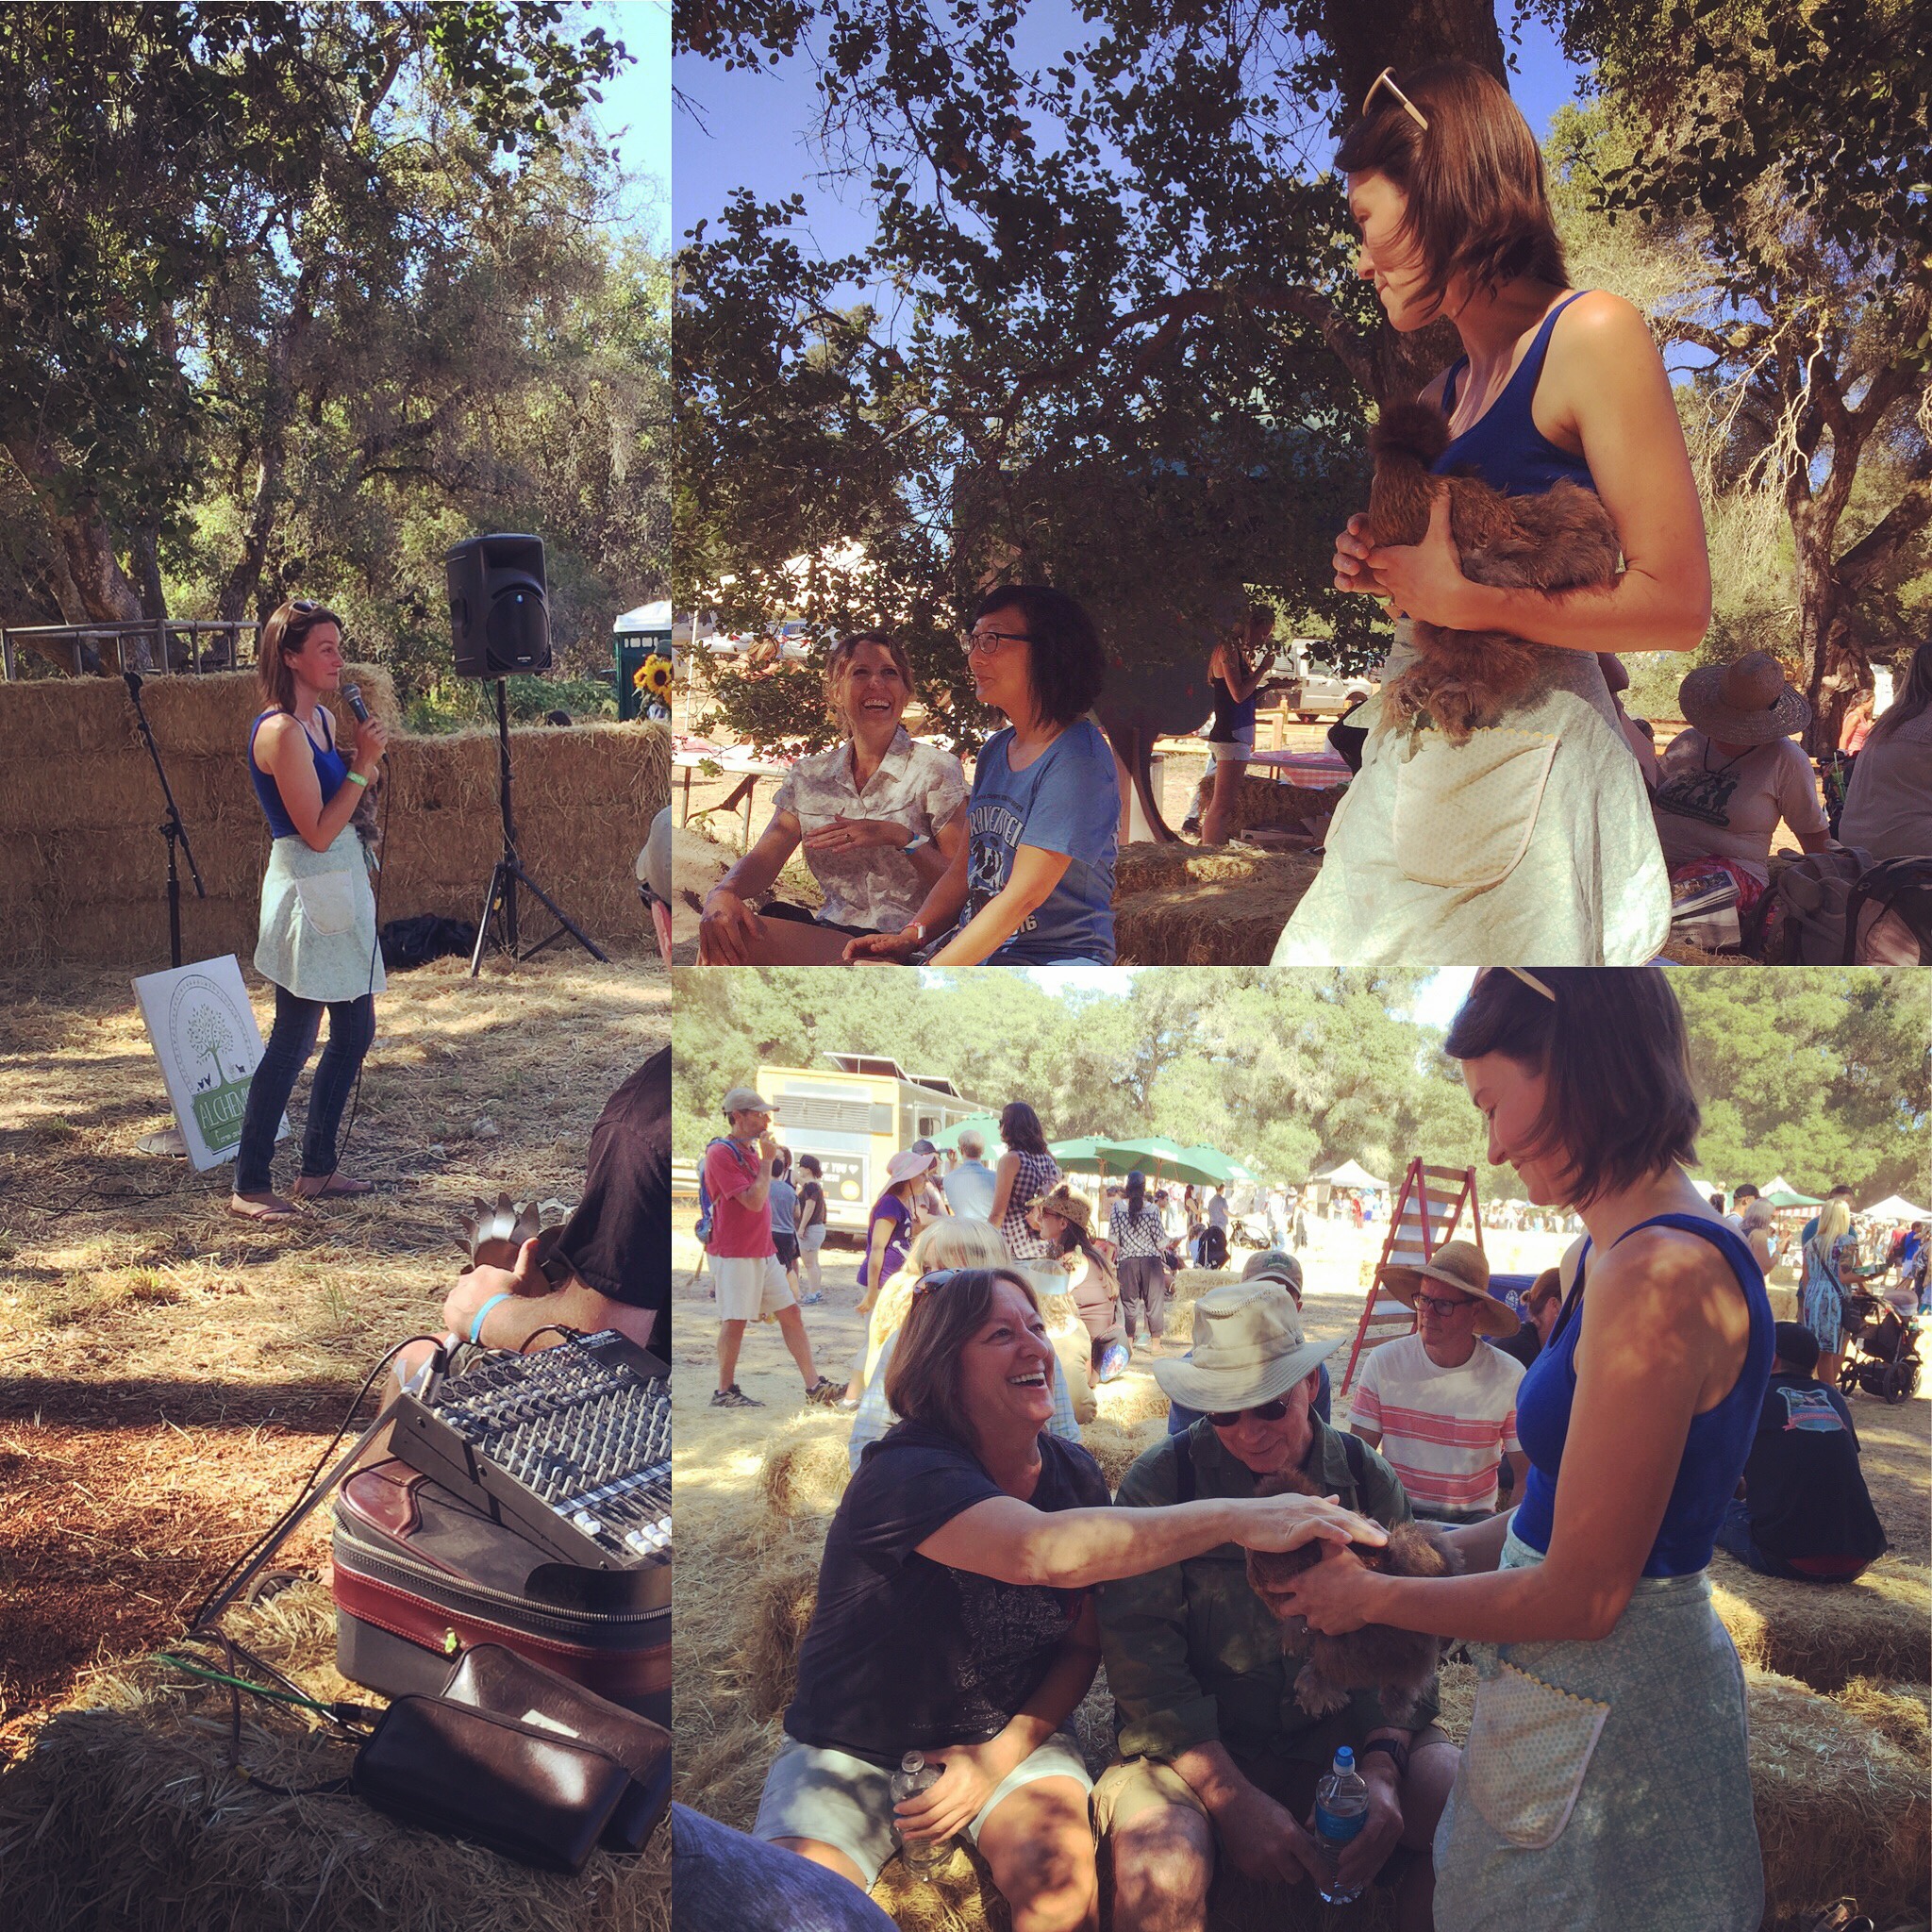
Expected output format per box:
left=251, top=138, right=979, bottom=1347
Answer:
left=1, top=2, right=670, bottom=708
left=675, top=0, right=1929, bottom=753
left=674, top=966, right=1929, bottom=1205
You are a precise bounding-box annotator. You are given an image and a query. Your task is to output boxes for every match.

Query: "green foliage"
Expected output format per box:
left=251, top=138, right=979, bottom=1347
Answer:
left=670, top=967, right=1489, bottom=1181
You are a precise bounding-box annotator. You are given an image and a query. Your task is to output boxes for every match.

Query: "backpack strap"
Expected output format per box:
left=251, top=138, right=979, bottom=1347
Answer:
left=1341, top=1425, right=1367, bottom=1499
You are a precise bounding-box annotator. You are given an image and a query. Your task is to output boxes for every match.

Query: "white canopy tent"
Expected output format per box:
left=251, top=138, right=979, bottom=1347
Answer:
left=1311, top=1158, right=1389, bottom=1191
left=1858, top=1194, right=1932, bottom=1223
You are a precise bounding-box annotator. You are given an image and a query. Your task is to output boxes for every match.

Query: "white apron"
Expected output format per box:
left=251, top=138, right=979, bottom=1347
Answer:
left=254, top=826, right=387, bottom=1002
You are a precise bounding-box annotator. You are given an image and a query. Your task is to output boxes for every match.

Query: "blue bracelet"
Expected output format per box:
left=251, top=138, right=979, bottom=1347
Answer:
left=470, top=1291, right=515, bottom=1344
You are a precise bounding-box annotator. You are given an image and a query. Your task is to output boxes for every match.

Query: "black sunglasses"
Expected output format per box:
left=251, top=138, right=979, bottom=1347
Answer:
left=1207, top=1396, right=1291, bottom=1428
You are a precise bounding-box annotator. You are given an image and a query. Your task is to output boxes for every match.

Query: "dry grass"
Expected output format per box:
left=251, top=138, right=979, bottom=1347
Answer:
left=0, top=669, right=668, bottom=966
left=1833, top=1676, right=1931, bottom=1757
left=0, top=954, right=669, bottom=1761
left=1747, top=1666, right=1930, bottom=1931
left=0, top=1583, right=671, bottom=1932
left=1712, top=1558, right=1931, bottom=1694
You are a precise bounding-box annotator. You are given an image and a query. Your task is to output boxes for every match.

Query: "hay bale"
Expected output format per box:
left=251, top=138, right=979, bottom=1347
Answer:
left=1228, top=774, right=1343, bottom=833
left=1112, top=843, right=1321, bottom=967
left=870, top=1839, right=1012, bottom=1932
left=0, top=1574, right=668, bottom=1931
left=1833, top=1676, right=1931, bottom=1757
left=1170, top=1268, right=1237, bottom=1310
left=673, top=1712, right=787, bottom=1834
left=757, top=1419, right=857, bottom=1522
left=1081, top=1413, right=1170, bottom=1492
left=1092, top=1371, right=1171, bottom=1430
left=738, top=1528, right=825, bottom=1722
left=1748, top=1666, right=1930, bottom=1931
left=1712, top=1555, right=1931, bottom=1693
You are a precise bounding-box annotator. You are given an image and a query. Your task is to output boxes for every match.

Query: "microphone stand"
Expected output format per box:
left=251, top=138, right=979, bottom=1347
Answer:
left=125, top=671, right=207, bottom=970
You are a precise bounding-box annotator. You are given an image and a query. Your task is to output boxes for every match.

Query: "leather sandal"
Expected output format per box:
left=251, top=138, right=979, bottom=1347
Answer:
left=228, top=1191, right=301, bottom=1222
left=290, top=1173, right=375, bottom=1200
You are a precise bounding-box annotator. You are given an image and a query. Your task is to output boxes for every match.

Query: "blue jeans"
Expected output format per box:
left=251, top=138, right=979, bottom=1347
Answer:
left=1713, top=1498, right=1801, bottom=1579
left=673, top=1804, right=898, bottom=1932
left=233, top=984, right=375, bottom=1193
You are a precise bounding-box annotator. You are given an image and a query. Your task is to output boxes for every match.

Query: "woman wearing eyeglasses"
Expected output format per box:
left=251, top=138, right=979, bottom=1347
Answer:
left=844, top=586, right=1121, bottom=966
left=1272, top=968, right=1774, bottom=1931
left=699, top=632, right=968, bottom=963
left=230, top=600, right=390, bottom=1221
left=1273, top=60, right=1700, bottom=967
left=756, top=1266, right=1385, bottom=1929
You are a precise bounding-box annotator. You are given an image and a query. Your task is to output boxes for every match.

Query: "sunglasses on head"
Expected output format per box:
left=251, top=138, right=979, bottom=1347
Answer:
left=910, top=1268, right=959, bottom=1298
left=1361, top=67, right=1429, bottom=131
left=1207, top=1396, right=1291, bottom=1428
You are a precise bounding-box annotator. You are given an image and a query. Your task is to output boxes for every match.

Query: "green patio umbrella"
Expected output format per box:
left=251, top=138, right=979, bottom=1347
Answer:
left=1095, top=1138, right=1241, bottom=1187
left=1180, top=1143, right=1257, bottom=1185
left=1047, top=1136, right=1117, bottom=1174
left=929, top=1112, right=1002, bottom=1153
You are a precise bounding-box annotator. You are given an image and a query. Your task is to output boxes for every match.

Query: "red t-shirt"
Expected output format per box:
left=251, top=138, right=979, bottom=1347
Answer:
left=705, top=1137, right=773, bottom=1258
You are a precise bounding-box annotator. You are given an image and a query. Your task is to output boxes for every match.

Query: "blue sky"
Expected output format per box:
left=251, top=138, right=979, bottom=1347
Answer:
left=674, top=7, right=1591, bottom=248
left=586, top=1, right=671, bottom=249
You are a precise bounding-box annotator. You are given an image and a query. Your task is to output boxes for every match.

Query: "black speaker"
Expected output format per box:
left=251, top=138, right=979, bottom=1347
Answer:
left=446, top=534, right=552, bottom=677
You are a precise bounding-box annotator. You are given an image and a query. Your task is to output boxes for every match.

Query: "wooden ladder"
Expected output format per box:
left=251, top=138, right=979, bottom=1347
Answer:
left=1337, top=1158, right=1486, bottom=1397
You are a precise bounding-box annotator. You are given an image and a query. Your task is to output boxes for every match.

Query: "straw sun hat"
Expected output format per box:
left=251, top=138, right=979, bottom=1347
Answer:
left=1677, top=652, right=1811, bottom=745
left=1025, top=1182, right=1091, bottom=1236
left=1152, top=1279, right=1334, bottom=1413
left=1378, top=1240, right=1522, bottom=1338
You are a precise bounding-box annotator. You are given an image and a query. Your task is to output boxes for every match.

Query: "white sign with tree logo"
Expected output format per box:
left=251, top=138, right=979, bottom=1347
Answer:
left=133, top=958, right=289, bottom=1171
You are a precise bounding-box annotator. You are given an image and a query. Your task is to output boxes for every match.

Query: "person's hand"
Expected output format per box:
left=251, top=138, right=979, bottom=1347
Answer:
left=1363, top=490, right=1473, bottom=627
left=757, top=1132, right=777, bottom=1162
left=353, top=714, right=390, bottom=774
left=699, top=889, right=765, bottom=964
left=1209, top=1780, right=1326, bottom=1889
left=802, top=814, right=913, bottom=855
left=1332, top=512, right=1384, bottom=595
left=461, top=1236, right=548, bottom=1307
left=1273, top=1539, right=1381, bottom=1634
left=1313, top=1774, right=1406, bottom=1893
left=1229, top=1492, right=1389, bottom=1558
left=842, top=925, right=925, bottom=963
left=892, top=1740, right=1008, bottom=1841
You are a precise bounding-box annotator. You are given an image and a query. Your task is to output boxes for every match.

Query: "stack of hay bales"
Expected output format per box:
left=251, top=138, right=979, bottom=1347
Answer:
left=0, top=668, right=669, bottom=967
left=1113, top=843, right=1320, bottom=965
left=1712, top=1557, right=1931, bottom=1692
left=1082, top=1369, right=1173, bottom=1491
left=1227, top=773, right=1342, bottom=835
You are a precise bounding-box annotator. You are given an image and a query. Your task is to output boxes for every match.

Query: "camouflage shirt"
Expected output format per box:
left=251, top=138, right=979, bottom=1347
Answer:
left=1099, top=1416, right=1440, bottom=1767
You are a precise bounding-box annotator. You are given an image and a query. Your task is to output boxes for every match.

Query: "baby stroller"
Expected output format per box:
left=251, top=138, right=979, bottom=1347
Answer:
left=1838, top=1291, right=1923, bottom=1405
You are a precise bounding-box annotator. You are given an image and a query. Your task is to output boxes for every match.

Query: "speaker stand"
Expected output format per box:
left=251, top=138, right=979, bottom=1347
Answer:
left=469, top=681, right=609, bottom=974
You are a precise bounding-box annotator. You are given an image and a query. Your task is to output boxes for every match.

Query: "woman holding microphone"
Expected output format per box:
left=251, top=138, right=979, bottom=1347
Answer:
left=229, top=600, right=389, bottom=1221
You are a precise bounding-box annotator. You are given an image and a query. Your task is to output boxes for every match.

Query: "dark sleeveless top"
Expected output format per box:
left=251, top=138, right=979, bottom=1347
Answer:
left=1511, top=1213, right=1774, bottom=1577
left=249, top=708, right=350, bottom=841
left=1208, top=666, right=1258, bottom=741
left=1435, top=290, right=1597, bottom=497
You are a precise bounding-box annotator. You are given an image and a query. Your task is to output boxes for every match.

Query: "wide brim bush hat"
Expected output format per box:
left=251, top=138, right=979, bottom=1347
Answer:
left=886, top=1149, right=936, bottom=1187
left=1152, top=1279, right=1334, bottom=1413
left=1678, top=651, right=1811, bottom=744
left=1026, top=1182, right=1092, bottom=1236
left=1378, top=1239, right=1521, bottom=1338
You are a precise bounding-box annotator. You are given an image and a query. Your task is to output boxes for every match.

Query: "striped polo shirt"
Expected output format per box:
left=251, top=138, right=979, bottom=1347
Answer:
left=1349, top=1334, right=1524, bottom=1516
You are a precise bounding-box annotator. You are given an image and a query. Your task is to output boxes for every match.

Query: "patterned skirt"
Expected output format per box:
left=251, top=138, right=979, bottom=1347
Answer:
left=1432, top=1528, right=1763, bottom=1931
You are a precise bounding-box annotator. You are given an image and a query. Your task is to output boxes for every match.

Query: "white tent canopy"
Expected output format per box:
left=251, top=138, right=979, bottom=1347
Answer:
left=1858, top=1194, right=1931, bottom=1223
left=1312, top=1158, right=1389, bottom=1191
left=614, top=600, right=672, bottom=632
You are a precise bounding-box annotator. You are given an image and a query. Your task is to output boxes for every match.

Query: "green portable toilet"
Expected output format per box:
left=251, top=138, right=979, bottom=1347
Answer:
left=613, top=601, right=674, bottom=720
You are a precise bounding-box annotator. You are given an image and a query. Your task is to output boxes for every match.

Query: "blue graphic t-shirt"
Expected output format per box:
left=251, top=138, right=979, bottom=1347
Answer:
left=954, top=719, right=1119, bottom=964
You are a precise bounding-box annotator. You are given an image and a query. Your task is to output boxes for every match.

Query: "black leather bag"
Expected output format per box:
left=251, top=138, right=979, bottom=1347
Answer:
left=440, top=1642, right=673, bottom=1854
left=351, top=1693, right=633, bottom=1872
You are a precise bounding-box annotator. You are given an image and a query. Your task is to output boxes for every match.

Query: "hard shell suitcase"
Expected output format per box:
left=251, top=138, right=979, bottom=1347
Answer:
left=332, top=1457, right=671, bottom=1726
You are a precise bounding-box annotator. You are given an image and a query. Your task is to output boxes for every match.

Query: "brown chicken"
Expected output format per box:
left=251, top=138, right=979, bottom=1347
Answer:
left=1244, top=1462, right=1464, bottom=1724
left=1368, top=398, right=1623, bottom=744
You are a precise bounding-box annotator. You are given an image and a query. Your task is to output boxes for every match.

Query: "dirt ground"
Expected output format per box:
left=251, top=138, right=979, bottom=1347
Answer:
left=0, top=948, right=670, bottom=1760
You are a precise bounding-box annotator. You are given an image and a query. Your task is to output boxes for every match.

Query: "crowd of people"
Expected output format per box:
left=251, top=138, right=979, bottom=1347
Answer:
left=677, top=962, right=1912, bottom=1932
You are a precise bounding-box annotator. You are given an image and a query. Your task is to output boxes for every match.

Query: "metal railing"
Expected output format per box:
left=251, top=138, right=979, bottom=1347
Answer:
left=1, top=619, right=261, bottom=681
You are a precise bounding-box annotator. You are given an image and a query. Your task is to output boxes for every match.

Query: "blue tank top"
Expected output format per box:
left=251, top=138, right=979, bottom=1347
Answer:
left=1511, top=1212, right=1774, bottom=1577
left=1435, top=290, right=1597, bottom=498
left=1208, top=670, right=1258, bottom=741
left=249, top=709, right=350, bottom=841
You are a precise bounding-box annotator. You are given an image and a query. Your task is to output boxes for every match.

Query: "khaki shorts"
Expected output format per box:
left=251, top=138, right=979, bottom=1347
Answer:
left=714, top=1253, right=795, bottom=1322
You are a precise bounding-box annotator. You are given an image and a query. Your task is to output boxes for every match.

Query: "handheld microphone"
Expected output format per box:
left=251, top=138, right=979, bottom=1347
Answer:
left=124, top=671, right=142, bottom=698
left=342, top=682, right=371, bottom=724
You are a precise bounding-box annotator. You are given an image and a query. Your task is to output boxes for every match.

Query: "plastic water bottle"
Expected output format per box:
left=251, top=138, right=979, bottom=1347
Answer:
left=889, top=1751, right=958, bottom=1879
left=1313, top=1744, right=1370, bottom=1905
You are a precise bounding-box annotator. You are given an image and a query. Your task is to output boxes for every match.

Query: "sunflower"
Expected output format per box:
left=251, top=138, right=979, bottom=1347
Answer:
left=633, top=653, right=674, bottom=698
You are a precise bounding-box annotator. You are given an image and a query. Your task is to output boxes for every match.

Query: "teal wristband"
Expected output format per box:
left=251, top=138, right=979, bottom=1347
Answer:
left=470, top=1291, right=515, bottom=1344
